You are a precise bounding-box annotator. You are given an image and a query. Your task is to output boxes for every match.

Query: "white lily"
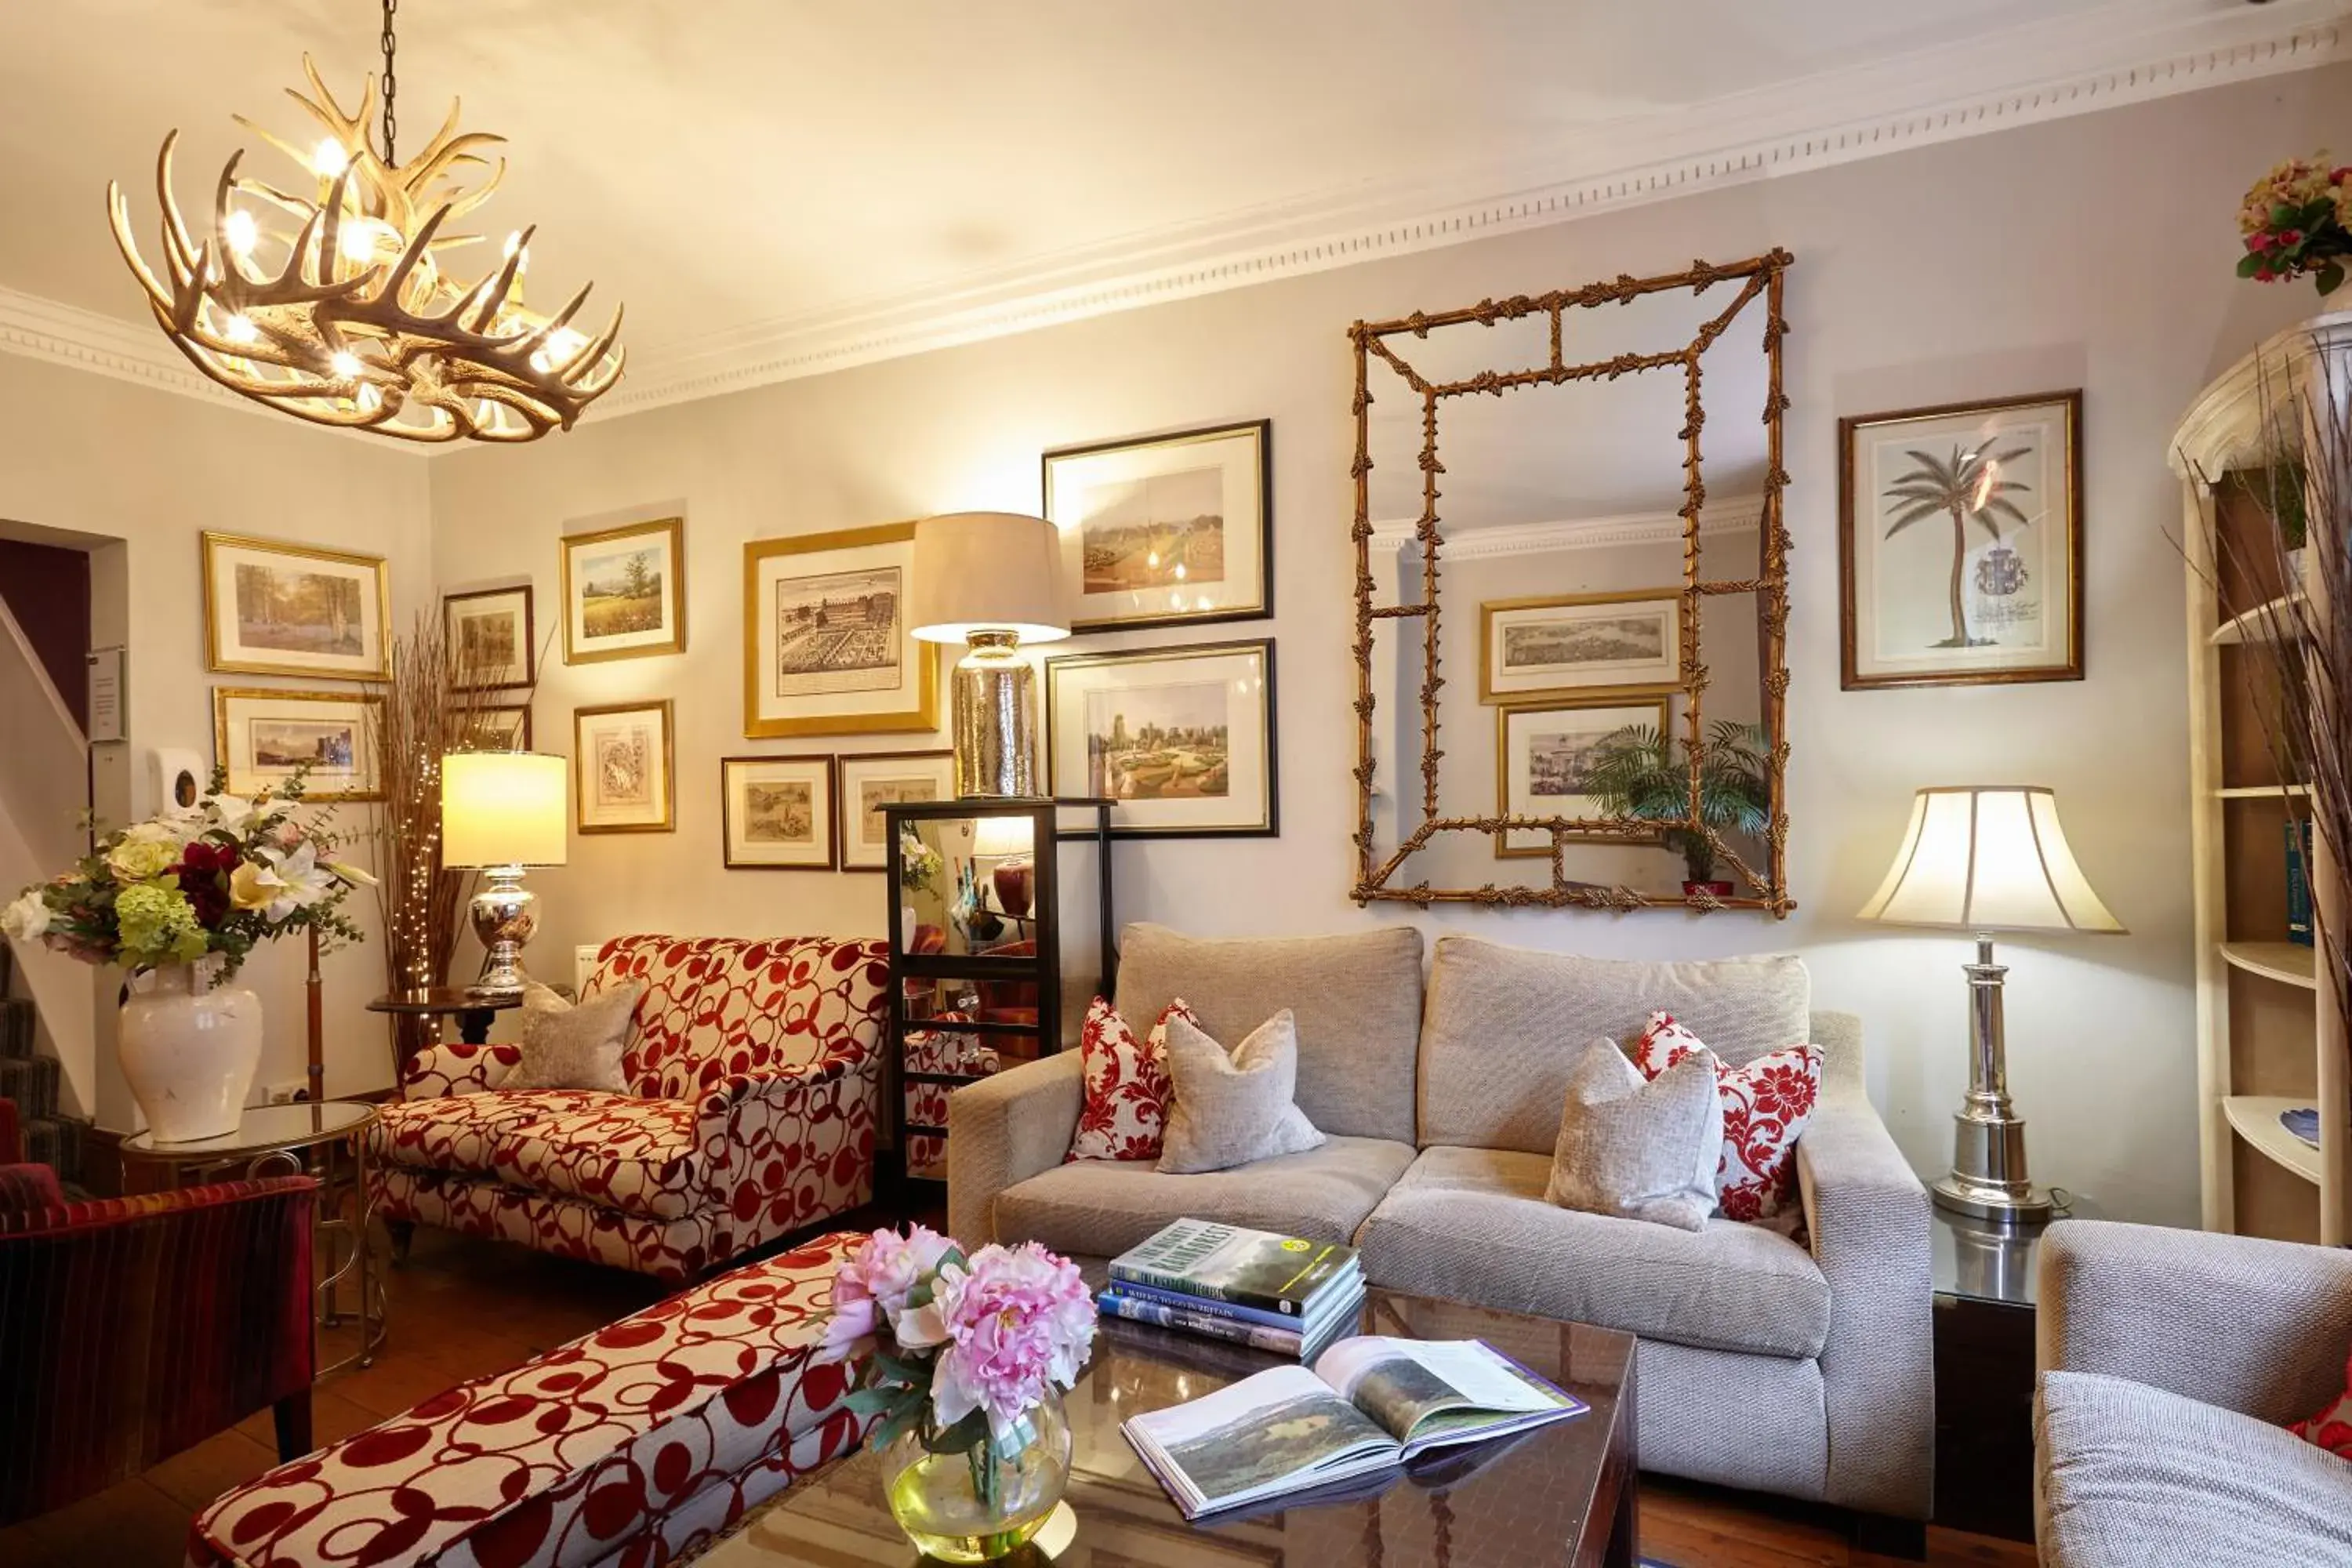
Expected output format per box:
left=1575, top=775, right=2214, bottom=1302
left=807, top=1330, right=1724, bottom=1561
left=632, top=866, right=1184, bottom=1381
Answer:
left=201, top=792, right=260, bottom=833
left=251, top=842, right=337, bottom=921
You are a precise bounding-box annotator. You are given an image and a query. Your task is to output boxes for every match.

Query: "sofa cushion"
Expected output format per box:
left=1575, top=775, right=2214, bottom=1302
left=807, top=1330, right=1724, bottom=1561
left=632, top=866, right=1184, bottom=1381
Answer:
left=993, top=1134, right=1416, bottom=1259
left=187, top=1232, right=870, bottom=1568
left=490, top=1096, right=702, bottom=1220
left=1112, top=923, right=1423, bottom=1144
left=1419, top=936, right=1811, bottom=1155
left=1356, top=1145, right=1832, bottom=1359
left=1158, top=1012, right=1324, bottom=1174
left=2037, top=1370, right=2352, bottom=1568
left=369, top=1089, right=624, bottom=1178
left=1544, top=1038, right=1722, bottom=1232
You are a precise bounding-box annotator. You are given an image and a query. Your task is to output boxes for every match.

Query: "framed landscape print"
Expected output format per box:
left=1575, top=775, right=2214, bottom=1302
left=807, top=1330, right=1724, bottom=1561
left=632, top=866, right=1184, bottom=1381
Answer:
left=1479, top=589, right=1682, bottom=702
left=1839, top=390, right=2082, bottom=690
left=836, top=750, right=956, bottom=870
left=572, top=699, right=674, bottom=833
left=212, top=688, right=383, bottom=802
left=447, top=703, right=532, bottom=753
left=561, top=517, right=685, bottom=664
left=201, top=533, right=389, bottom=680
left=1045, top=638, right=1276, bottom=838
left=1494, top=696, right=1670, bottom=858
left=742, top=523, right=938, bottom=738
left=444, top=585, right=534, bottom=689
left=720, top=754, right=837, bottom=870
left=1043, top=419, right=1272, bottom=633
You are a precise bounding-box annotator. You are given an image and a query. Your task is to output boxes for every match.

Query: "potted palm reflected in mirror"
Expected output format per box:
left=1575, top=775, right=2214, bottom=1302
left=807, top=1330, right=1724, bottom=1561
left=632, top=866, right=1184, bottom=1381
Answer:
left=1582, top=720, right=1772, bottom=896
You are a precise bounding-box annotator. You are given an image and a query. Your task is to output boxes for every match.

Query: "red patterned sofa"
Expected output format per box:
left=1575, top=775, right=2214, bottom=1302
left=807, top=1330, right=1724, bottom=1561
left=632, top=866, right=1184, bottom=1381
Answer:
left=187, top=1231, right=869, bottom=1568
left=368, top=935, right=889, bottom=1284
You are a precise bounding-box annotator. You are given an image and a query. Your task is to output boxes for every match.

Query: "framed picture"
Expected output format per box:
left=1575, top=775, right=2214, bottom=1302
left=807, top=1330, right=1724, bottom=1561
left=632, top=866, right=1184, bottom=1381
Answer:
left=212, top=687, right=383, bottom=802
left=1045, top=638, right=1276, bottom=838
left=448, top=703, right=532, bottom=753
left=444, top=585, right=534, bottom=689
left=742, top=523, right=938, bottom=737
left=200, top=532, right=389, bottom=680
left=572, top=699, right=674, bottom=833
left=561, top=517, right=685, bottom=664
left=1839, top=390, right=2083, bottom=690
left=1494, top=696, right=1671, bottom=858
left=1479, top=589, right=1682, bottom=702
left=835, top=750, right=956, bottom=870
left=720, top=754, right=837, bottom=870
left=1043, top=419, right=1272, bottom=633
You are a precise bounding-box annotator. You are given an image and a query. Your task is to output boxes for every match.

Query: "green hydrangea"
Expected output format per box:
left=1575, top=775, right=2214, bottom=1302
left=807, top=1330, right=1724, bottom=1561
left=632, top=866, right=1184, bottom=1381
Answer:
left=114, top=883, right=208, bottom=966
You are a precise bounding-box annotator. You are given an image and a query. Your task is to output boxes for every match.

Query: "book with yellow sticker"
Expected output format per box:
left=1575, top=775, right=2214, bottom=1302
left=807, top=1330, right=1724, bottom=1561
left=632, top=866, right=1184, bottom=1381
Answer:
left=1109, top=1218, right=1360, bottom=1316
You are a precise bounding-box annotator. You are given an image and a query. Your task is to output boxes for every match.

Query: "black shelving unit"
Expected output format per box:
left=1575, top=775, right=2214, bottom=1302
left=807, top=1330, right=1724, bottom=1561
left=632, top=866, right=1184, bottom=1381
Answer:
left=883, top=797, right=1115, bottom=1189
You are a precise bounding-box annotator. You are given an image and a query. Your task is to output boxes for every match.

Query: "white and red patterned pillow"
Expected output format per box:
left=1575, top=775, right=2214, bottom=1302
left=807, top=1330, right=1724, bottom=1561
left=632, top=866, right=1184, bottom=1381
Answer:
left=1633, top=1011, right=1823, bottom=1223
left=1066, top=996, right=1198, bottom=1163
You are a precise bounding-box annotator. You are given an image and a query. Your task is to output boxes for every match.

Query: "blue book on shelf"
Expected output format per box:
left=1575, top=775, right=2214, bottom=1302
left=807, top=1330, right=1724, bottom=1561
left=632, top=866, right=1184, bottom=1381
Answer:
left=2287, top=819, right=2315, bottom=948
left=2282, top=1107, right=2321, bottom=1150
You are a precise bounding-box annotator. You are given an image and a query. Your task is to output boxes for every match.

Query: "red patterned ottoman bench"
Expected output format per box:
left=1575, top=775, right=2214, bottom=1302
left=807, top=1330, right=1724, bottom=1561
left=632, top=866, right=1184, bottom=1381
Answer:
left=187, top=1232, right=869, bottom=1568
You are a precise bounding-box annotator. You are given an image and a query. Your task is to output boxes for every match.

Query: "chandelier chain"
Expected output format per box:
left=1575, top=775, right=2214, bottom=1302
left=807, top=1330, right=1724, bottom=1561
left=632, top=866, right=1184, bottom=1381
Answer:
left=379, top=0, right=398, bottom=165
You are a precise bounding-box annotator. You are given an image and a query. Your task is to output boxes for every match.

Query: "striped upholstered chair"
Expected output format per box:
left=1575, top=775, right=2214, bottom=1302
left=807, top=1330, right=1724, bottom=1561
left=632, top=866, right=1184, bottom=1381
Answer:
left=0, top=1159, right=318, bottom=1526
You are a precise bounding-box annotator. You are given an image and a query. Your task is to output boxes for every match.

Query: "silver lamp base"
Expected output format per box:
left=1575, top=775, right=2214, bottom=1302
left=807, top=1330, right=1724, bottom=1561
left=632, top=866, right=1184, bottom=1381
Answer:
left=467, top=865, right=540, bottom=997
left=951, top=628, right=1042, bottom=797
left=1933, top=935, right=2054, bottom=1225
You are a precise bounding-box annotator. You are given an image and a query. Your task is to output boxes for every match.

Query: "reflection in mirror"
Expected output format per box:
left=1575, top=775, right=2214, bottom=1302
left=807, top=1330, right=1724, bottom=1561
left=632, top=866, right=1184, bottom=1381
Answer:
left=1348, top=253, right=1793, bottom=915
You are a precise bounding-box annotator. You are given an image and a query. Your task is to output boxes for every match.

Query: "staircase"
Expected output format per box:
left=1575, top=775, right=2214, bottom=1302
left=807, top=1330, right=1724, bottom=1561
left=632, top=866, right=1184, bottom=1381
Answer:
left=0, top=942, right=88, bottom=1189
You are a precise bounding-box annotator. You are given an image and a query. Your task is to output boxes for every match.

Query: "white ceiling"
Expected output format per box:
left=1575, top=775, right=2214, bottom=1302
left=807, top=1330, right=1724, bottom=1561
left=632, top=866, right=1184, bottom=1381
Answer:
left=2, top=0, right=2344, bottom=420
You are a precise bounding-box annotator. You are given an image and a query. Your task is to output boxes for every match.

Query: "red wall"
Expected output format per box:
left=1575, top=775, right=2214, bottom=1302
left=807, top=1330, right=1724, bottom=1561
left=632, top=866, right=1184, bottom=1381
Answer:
left=0, top=539, right=91, bottom=732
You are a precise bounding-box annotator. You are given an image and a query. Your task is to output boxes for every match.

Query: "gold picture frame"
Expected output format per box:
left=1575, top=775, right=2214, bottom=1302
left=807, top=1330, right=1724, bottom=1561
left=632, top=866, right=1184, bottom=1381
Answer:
left=1479, top=588, right=1684, bottom=703
left=212, top=686, right=384, bottom=802
left=573, top=699, right=676, bottom=833
left=200, top=532, right=390, bottom=680
left=561, top=517, right=685, bottom=665
left=720, top=753, right=838, bottom=870
left=742, top=522, right=939, bottom=738
left=1493, top=695, right=1671, bottom=858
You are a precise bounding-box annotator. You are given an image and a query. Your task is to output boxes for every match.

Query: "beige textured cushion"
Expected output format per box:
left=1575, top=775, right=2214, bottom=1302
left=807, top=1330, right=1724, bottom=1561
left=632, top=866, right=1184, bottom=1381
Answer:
left=1419, top=935, right=1810, bottom=1154
left=1113, top=923, right=1423, bottom=1143
left=1545, top=1037, right=1722, bottom=1232
left=503, top=982, right=641, bottom=1092
left=1158, top=1012, right=1325, bottom=1174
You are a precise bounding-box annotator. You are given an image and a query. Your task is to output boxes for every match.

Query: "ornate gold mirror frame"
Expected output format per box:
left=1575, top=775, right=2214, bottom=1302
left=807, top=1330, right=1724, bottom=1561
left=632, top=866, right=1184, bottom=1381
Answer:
left=1348, top=251, right=1795, bottom=916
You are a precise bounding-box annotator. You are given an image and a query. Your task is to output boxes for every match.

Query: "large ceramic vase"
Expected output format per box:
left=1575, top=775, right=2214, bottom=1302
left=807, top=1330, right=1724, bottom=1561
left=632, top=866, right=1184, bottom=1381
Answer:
left=118, top=963, right=263, bottom=1143
left=883, top=1390, right=1072, bottom=1563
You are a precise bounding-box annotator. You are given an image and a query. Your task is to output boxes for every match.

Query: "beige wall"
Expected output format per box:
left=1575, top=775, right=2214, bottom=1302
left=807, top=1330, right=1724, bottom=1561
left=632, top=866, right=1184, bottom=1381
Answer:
left=420, top=66, right=2347, bottom=1226
left=0, top=354, right=432, bottom=1123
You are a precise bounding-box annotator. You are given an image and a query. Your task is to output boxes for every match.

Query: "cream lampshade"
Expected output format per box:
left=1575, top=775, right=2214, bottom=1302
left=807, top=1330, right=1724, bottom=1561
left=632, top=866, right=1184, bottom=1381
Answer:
left=909, top=513, right=1071, bottom=797
left=1859, top=785, right=2124, bottom=1223
left=441, top=751, right=569, bottom=996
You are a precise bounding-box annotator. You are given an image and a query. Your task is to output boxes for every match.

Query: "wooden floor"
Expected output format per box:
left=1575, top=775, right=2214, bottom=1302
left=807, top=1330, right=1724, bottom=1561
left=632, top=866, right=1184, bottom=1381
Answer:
left=0, top=1226, right=2036, bottom=1568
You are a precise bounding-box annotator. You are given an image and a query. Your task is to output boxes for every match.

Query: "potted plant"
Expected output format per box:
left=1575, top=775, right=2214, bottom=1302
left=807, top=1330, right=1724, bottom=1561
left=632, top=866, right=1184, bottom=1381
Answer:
left=2237, top=154, right=2352, bottom=303
left=1581, top=719, right=1773, bottom=897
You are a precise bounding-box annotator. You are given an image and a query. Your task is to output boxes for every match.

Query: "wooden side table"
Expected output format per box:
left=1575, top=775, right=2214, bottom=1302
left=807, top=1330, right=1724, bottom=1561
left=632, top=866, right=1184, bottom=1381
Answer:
left=120, top=1099, right=388, bottom=1376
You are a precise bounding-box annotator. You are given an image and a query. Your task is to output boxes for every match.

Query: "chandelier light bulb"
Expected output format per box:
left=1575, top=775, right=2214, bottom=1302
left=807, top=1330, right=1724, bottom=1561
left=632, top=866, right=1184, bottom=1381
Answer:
left=330, top=349, right=363, bottom=379
left=223, top=208, right=259, bottom=256
left=223, top=313, right=259, bottom=343
left=313, top=137, right=349, bottom=177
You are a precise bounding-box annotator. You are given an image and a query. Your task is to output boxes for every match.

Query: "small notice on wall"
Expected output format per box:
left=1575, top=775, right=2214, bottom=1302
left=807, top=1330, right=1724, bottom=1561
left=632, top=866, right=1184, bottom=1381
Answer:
left=86, top=645, right=124, bottom=743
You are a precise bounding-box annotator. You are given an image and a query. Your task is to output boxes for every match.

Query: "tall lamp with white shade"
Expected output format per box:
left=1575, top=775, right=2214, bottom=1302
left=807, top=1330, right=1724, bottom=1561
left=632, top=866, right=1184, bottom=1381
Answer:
left=908, top=512, right=1072, bottom=797
left=1858, top=785, right=2125, bottom=1223
left=441, top=751, right=570, bottom=996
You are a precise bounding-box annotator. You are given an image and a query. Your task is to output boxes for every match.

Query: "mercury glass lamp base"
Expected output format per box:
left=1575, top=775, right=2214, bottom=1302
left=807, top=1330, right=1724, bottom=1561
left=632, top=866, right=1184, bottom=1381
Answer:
left=466, top=866, right=540, bottom=998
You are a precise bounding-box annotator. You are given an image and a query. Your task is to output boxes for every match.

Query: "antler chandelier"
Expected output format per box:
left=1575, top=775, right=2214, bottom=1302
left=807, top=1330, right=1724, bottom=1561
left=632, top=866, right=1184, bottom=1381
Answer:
left=107, top=0, right=623, bottom=443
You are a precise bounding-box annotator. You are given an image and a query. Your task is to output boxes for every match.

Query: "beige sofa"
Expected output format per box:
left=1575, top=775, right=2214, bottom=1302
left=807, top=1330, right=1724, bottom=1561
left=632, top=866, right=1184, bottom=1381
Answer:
left=949, top=924, right=1933, bottom=1523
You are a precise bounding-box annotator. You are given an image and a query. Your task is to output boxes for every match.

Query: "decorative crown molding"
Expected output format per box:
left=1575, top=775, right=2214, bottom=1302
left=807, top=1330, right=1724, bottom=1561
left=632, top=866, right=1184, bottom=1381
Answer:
left=1369, top=497, right=1765, bottom=561
left=2, top=2, right=2345, bottom=440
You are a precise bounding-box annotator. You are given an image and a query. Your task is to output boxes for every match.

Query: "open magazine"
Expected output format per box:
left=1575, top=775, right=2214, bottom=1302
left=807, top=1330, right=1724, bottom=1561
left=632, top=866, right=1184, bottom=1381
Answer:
left=1121, top=1335, right=1586, bottom=1519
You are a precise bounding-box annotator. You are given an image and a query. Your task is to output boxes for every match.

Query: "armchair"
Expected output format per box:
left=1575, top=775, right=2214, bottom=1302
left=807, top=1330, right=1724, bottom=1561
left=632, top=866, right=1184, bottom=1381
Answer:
left=0, top=1167, right=316, bottom=1526
left=368, top=934, right=889, bottom=1284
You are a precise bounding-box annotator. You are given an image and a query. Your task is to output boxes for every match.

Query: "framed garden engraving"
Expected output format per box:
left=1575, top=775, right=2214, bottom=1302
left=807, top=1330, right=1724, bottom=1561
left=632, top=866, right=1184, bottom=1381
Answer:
left=1044, top=420, right=1272, bottom=633
left=1044, top=638, right=1276, bottom=838
left=201, top=533, right=389, bottom=681
left=1494, top=697, right=1669, bottom=858
left=561, top=517, right=684, bottom=664
left=836, top=750, right=955, bottom=870
left=1480, top=590, right=1682, bottom=702
left=573, top=699, right=674, bottom=833
left=1838, top=390, right=2082, bottom=690
left=443, top=585, right=534, bottom=689
left=720, top=754, right=836, bottom=870
left=743, top=524, right=938, bottom=738
left=212, top=688, right=383, bottom=801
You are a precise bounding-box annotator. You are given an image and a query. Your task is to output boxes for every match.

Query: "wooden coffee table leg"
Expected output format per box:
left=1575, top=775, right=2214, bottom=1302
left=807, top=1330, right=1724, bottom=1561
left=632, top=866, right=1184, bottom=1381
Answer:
left=1604, top=1468, right=1639, bottom=1568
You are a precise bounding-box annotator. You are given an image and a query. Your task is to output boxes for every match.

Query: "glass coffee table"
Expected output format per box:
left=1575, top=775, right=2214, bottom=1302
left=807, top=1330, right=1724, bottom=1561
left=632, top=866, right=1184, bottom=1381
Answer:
left=698, top=1289, right=1638, bottom=1567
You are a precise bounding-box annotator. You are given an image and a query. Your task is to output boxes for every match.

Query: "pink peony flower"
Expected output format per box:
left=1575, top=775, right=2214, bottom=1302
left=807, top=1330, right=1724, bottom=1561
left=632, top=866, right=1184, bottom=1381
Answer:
left=816, top=1224, right=957, bottom=1365
left=925, top=1242, right=1096, bottom=1437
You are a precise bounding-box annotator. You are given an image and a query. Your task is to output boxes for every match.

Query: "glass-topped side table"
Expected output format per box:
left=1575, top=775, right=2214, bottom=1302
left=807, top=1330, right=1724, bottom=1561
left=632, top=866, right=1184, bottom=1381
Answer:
left=120, top=1100, right=387, bottom=1377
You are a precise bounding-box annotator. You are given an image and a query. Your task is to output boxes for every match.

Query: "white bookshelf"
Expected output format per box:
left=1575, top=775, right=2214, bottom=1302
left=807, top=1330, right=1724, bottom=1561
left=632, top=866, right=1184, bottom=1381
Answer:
left=2174, top=304, right=2352, bottom=1246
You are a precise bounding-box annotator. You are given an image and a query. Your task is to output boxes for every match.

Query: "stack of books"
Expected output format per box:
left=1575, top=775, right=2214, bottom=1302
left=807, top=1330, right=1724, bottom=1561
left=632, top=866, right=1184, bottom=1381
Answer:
left=1098, top=1218, right=1366, bottom=1361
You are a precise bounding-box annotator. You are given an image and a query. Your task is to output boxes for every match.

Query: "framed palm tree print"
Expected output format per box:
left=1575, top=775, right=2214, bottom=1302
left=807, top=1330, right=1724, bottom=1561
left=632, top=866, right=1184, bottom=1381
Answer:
left=1838, top=390, right=2082, bottom=690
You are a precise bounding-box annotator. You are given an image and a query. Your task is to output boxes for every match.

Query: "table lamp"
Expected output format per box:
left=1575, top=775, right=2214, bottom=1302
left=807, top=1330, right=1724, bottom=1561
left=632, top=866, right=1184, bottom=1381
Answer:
left=441, top=750, right=569, bottom=996
left=1857, top=785, right=2125, bottom=1223
left=908, top=512, right=1071, bottom=797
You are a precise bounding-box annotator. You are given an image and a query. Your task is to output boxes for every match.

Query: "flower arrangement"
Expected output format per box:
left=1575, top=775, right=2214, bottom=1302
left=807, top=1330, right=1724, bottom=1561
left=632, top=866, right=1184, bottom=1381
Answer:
left=2238, top=153, right=2352, bottom=297
left=0, top=768, right=373, bottom=975
left=898, top=831, right=945, bottom=895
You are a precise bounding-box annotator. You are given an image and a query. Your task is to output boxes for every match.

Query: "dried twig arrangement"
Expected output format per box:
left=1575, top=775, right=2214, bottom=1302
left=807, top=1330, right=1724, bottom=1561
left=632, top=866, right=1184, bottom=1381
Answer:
left=1348, top=252, right=1796, bottom=916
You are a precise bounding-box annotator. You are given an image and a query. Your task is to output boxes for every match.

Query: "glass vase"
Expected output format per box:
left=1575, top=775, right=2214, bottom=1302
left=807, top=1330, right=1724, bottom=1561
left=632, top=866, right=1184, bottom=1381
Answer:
left=881, top=1391, right=1071, bottom=1563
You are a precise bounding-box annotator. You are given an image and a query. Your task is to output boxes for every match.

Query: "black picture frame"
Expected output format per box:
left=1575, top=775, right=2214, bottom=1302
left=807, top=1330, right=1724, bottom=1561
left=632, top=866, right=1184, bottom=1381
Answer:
left=1043, top=636, right=1279, bottom=840
left=1042, top=419, right=1274, bottom=633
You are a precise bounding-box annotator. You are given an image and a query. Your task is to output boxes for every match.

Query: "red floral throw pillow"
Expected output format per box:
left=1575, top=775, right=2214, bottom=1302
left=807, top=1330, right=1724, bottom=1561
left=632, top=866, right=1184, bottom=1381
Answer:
left=2292, top=1354, right=2352, bottom=1458
left=1067, top=996, right=1199, bottom=1163
left=1633, top=1011, right=1823, bottom=1223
